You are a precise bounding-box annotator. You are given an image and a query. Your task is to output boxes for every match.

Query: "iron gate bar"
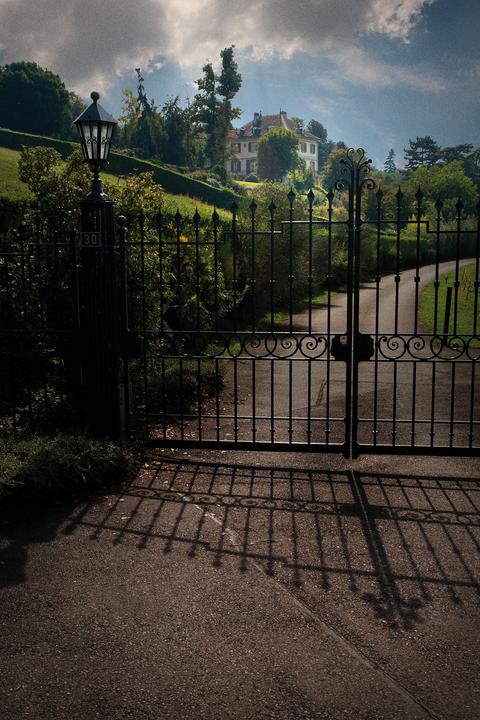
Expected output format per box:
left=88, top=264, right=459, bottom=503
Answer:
left=2, top=153, right=477, bottom=455
left=118, top=147, right=479, bottom=457
left=124, top=199, right=351, bottom=453
left=348, top=148, right=480, bottom=457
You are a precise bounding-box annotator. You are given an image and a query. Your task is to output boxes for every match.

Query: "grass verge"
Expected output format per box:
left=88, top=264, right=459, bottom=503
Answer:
left=419, top=262, right=480, bottom=345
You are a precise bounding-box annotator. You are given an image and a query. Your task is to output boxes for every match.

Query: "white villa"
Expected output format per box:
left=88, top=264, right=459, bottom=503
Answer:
left=226, top=110, right=320, bottom=180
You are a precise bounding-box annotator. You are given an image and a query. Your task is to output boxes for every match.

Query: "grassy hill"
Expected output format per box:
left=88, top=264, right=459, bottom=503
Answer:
left=0, top=147, right=32, bottom=201
left=0, top=127, right=239, bottom=210
left=0, top=146, right=231, bottom=223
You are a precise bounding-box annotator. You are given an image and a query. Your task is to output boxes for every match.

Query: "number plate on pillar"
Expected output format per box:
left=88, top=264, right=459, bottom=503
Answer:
left=80, top=231, right=102, bottom=248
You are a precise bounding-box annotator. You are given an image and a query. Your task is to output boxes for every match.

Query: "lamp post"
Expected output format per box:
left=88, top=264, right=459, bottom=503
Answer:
left=74, top=93, right=122, bottom=438
left=74, top=91, right=117, bottom=202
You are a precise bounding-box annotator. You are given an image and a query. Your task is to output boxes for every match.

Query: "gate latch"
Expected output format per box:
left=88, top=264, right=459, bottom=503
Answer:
left=330, top=333, right=375, bottom=362
left=331, top=334, right=349, bottom=361
left=355, top=333, right=375, bottom=362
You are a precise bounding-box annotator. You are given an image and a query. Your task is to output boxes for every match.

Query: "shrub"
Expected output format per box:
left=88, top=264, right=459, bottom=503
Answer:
left=211, top=163, right=228, bottom=184
left=143, top=359, right=224, bottom=416
left=0, top=434, right=139, bottom=513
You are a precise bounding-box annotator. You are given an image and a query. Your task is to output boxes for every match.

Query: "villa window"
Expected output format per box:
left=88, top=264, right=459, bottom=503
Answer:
left=248, top=142, right=256, bottom=153
left=231, top=160, right=241, bottom=173
left=300, top=142, right=307, bottom=153
left=310, top=144, right=316, bottom=154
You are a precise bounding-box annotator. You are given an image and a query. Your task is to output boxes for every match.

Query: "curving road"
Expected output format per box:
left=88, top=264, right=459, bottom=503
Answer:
left=205, top=259, right=479, bottom=451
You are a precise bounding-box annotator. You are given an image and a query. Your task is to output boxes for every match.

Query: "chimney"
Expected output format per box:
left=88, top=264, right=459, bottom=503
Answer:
left=253, top=111, right=262, bottom=127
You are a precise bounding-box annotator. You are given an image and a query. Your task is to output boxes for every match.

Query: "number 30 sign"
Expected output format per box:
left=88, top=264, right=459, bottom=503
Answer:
left=80, top=232, right=102, bottom=248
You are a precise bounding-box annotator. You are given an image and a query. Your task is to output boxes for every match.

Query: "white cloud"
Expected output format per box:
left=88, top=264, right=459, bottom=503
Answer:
left=365, top=0, right=435, bottom=40
left=0, top=0, right=438, bottom=96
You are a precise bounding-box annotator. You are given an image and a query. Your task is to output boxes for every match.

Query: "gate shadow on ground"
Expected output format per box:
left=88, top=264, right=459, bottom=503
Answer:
left=63, top=457, right=480, bottom=630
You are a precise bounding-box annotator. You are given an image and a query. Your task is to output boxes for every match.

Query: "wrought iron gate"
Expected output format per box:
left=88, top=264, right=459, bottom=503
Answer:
left=2, top=150, right=476, bottom=455
left=121, top=149, right=479, bottom=457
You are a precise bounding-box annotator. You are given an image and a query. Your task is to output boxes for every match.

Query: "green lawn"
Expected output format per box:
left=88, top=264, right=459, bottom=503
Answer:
left=0, top=146, right=229, bottom=223
left=419, top=262, right=480, bottom=343
left=0, top=147, right=33, bottom=200
left=233, top=180, right=264, bottom=189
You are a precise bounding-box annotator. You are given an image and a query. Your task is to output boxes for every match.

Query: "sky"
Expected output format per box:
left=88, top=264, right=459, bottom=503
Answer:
left=0, top=0, right=478, bottom=167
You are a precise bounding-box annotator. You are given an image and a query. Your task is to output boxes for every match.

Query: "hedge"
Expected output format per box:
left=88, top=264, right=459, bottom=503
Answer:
left=0, top=127, right=240, bottom=209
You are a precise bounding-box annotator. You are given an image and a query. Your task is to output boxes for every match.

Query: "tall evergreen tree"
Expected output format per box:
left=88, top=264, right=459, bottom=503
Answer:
left=215, top=46, right=242, bottom=166
left=193, top=46, right=242, bottom=167
left=126, top=69, right=166, bottom=158
left=135, top=68, right=153, bottom=115
left=404, top=136, right=441, bottom=171
left=384, top=148, right=397, bottom=173
left=192, top=62, right=218, bottom=166
left=440, top=144, right=474, bottom=164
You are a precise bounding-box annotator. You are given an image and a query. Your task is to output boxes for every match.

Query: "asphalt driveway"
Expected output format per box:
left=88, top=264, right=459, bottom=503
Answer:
left=1, top=450, right=479, bottom=720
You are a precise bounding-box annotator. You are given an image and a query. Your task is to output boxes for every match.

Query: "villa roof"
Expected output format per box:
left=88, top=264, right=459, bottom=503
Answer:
left=234, top=112, right=320, bottom=142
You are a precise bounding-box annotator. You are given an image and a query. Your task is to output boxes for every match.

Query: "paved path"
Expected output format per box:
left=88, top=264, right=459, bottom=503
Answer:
left=1, top=262, right=479, bottom=720
left=212, top=259, right=478, bottom=448
left=1, top=451, right=479, bottom=720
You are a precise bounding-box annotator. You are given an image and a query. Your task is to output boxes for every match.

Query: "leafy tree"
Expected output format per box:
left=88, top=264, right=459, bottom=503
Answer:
left=463, top=147, right=480, bottom=187
left=193, top=46, right=242, bottom=167
left=119, top=71, right=167, bottom=159
left=306, top=119, right=327, bottom=143
left=322, top=147, right=351, bottom=189
left=108, top=171, right=163, bottom=223
left=256, top=128, right=301, bottom=180
left=161, top=96, right=195, bottom=165
left=119, top=88, right=141, bottom=124
left=0, top=61, right=73, bottom=138
left=306, top=119, right=331, bottom=172
left=404, top=136, right=441, bottom=171
left=67, top=92, right=86, bottom=137
left=18, top=146, right=90, bottom=229
left=384, top=148, right=396, bottom=173
left=288, top=166, right=316, bottom=192
left=291, top=116, right=304, bottom=130
left=404, top=161, right=478, bottom=218
left=131, top=111, right=166, bottom=159
left=116, top=88, right=141, bottom=149
left=440, top=144, right=474, bottom=164
left=321, top=146, right=376, bottom=192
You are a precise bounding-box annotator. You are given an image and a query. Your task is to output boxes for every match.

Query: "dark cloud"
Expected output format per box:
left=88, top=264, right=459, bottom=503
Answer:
left=0, top=0, right=437, bottom=95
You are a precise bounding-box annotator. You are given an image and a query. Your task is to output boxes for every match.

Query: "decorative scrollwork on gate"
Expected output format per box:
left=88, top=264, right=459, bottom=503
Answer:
left=377, top=334, right=480, bottom=361
left=148, top=331, right=330, bottom=360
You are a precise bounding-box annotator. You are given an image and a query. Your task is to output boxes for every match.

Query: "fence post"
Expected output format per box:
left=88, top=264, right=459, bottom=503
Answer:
left=79, top=180, right=122, bottom=438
